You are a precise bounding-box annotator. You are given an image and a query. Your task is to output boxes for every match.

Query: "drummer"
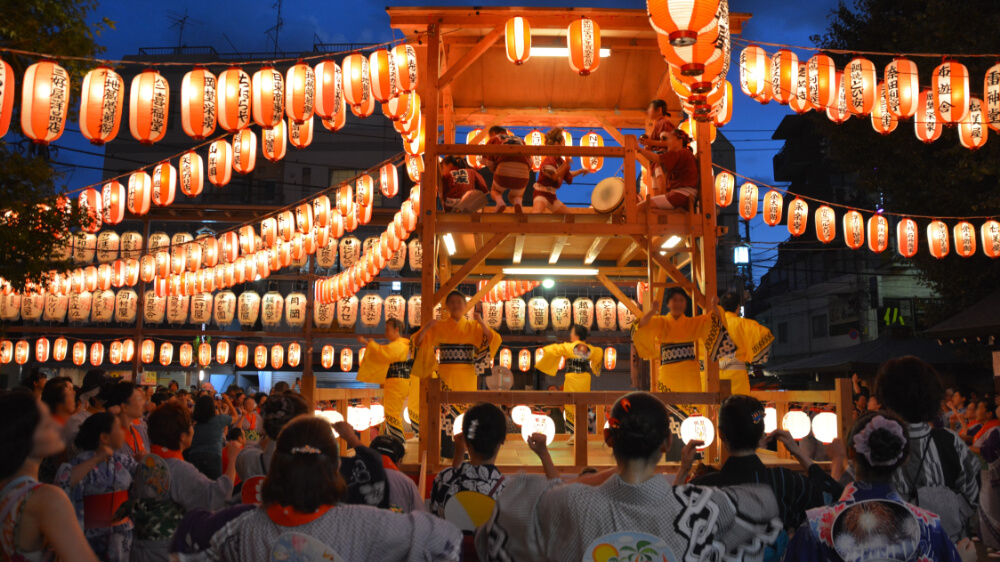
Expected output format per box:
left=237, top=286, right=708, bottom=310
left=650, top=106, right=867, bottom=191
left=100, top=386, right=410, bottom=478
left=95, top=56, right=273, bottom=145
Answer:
left=533, top=127, right=589, bottom=214
left=485, top=126, right=532, bottom=213
left=638, top=128, right=699, bottom=211
left=639, top=99, right=676, bottom=193
left=439, top=156, right=489, bottom=213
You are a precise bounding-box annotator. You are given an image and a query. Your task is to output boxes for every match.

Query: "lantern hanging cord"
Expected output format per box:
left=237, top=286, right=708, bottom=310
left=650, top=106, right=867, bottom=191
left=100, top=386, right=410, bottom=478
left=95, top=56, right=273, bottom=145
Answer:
left=0, top=34, right=426, bottom=68
left=712, top=163, right=1000, bottom=220
left=731, top=36, right=1000, bottom=60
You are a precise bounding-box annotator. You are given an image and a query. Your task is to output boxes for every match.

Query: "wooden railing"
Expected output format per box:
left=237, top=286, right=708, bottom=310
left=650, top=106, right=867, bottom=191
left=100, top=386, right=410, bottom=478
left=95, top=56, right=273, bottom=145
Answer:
left=750, top=378, right=855, bottom=460
left=315, top=387, right=384, bottom=455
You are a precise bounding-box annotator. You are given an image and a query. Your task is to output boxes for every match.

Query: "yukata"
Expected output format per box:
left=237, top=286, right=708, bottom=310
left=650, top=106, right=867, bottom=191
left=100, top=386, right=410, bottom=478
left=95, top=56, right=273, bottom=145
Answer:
left=719, top=311, right=774, bottom=395
left=785, top=482, right=965, bottom=561
left=536, top=342, right=603, bottom=434
left=429, top=461, right=506, bottom=519
left=0, top=476, right=54, bottom=562
left=979, top=429, right=1000, bottom=550
left=357, top=337, right=413, bottom=441
left=56, top=450, right=137, bottom=562
left=476, top=473, right=781, bottom=562
left=633, top=312, right=716, bottom=394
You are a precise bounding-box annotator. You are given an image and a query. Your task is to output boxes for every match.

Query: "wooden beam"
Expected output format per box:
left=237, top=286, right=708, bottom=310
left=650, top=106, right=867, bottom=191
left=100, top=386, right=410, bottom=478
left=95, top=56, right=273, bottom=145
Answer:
left=598, top=117, right=652, bottom=170
left=596, top=274, right=641, bottom=317
left=617, top=240, right=641, bottom=266
left=469, top=111, right=510, bottom=145
left=463, top=265, right=651, bottom=278
left=512, top=234, right=525, bottom=264
left=432, top=232, right=508, bottom=305
left=437, top=143, right=625, bottom=158
left=583, top=236, right=609, bottom=265
left=632, top=235, right=693, bottom=288
left=623, top=134, right=638, bottom=224
left=436, top=221, right=668, bottom=236
left=389, top=9, right=655, bottom=31
left=451, top=108, right=648, bottom=129
left=548, top=235, right=569, bottom=265
left=438, top=24, right=505, bottom=89
left=464, top=272, right=505, bottom=314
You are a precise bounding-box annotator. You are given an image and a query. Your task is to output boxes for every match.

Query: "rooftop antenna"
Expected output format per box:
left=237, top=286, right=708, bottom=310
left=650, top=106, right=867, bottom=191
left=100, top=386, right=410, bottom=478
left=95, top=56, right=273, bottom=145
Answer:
left=265, top=0, right=285, bottom=56
left=166, top=9, right=203, bottom=51
left=222, top=33, right=240, bottom=55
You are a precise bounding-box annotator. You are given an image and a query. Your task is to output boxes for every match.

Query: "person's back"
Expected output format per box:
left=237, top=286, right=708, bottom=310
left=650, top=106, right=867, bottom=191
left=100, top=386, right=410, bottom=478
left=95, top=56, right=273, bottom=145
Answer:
left=429, top=403, right=508, bottom=518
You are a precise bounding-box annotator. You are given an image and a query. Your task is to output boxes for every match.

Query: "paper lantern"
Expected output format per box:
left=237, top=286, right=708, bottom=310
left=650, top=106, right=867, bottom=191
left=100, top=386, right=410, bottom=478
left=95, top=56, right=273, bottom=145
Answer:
left=260, top=290, right=284, bottom=329
left=932, top=60, right=969, bottom=125
left=251, top=66, right=284, bottom=129
left=782, top=410, right=811, bottom=440
left=498, top=348, right=512, bottom=370
left=254, top=345, right=268, bottom=369
left=408, top=239, right=423, bottom=271
left=865, top=214, right=889, bottom=253
left=914, top=88, right=942, bottom=143
left=320, top=94, right=347, bottom=131
left=512, top=349, right=529, bottom=373
left=679, top=414, right=714, bottom=450
left=572, top=298, right=594, bottom=329
left=313, top=59, right=343, bottom=120
left=72, top=341, right=87, bottom=366
left=520, top=413, right=556, bottom=446
left=770, top=50, right=798, bottom=105
left=927, top=220, right=950, bottom=259
left=66, top=291, right=91, bottom=323
left=886, top=58, right=919, bottom=120
left=281, top=291, right=305, bottom=329
left=505, top=298, right=526, bottom=331
left=340, top=236, right=361, bottom=268
left=151, top=162, right=176, bottom=207
left=106, top=340, right=122, bottom=365
left=952, top=221, right=976, bottom=258
left=43, top=292, right=68, bottom=322
left=787, top=198, right=809, bottom=237
left=481, top=301, right=502, bottom=331
left=383, top=295, right=405, bottom=323
left=871, top=82, right=896, bottom=135
left=594, top=297, right=617, bottom=331
left=846, top=57, right=876, bottom=115
left=387, top=245, right=406, bottom=271
left=811, top=411, right=838, bottom=444
left=356, top=294, right=383, bottom=328
left=600, top=346, right=616, bottom=370
left=814, top=205, right=836, bottom=244
left=405, top=154, right=423, bottom=183
left=166, top=294, right=190, bottom=324
left=337, top=296, right=359, bottom=328
left=806, top=54, right=836, bottom=111
left=825, top=71, right=849, bottom=124
left=369, top=49, right=397, bottom=103
left=342, top=54, right=370, bottom=110
left=113, top=289, right=137, bottom=323
left=959, top=97, right=987, bottom=150
left=738, top=182, right=758, bottom=220
left=216, top=66, right=251, bottom=132
left=129, top=69, right=170, bottom=144
left=186, top=292, right=210, bottom=324
left=981, top=220, right=1000, bottom=258
left=233, top=129, right=257, bottom=175
left=155, top=341, right=173, bottom=366
left=266, top=344, right=283, bottom=370
left=0, top=59, right=12, bottom=137
left=71, top=232, right=97, bottom=265
left=315, top=344, right=334, bottom=369
left=136, top=339, right=153, bottom=364
left=897, top=217, right=919, bottom=258
left=208, top=290, right=234, bottom=328
left=505, top=16, right=531, bottom=64
left=177, top=67, right=217, bottom=140
left=392, top=44, right=418, bottom=93
left=285, top=117, right=313, bottom=150
left=78, top=188, right=102, bottom=233
left=281, top=342, right=299, bottom=368
left=234, top=344, right=249, bottom=368
left=550, top=297, right=571, bottom=330
left=527, top=297, right=549, bottom=331
left=278, top=62, right=315, bottom=125
left=207, top=139, right=233, bottom=187
left=96, top=231, right=119, bottom=263
left=13, top=340, right=29, bottom=365
left=312, top=300, right=334, bottom=328
left=0, top=340, right=11, bottom=364
left=567, top=17, right=601, bottom=75
left=340, top=348, right=354, bottom=371
left=140, top=290, right=164, bottom=324
left=739, top=45, right=768, bottom=99
left=783, top=62, right=809, bottom=115
left=648, top=0, right=719, bottom=45
left=712, top=81, right=733, bottom=126
left=524, top=129, right=544, bottom=172
left=80, top=66, right=124, bottom=145
left=21, top=61, right=69, bottom=144
left=238, top=290, right=261, bottom=328
left=842, top=210, right=865, bottom=250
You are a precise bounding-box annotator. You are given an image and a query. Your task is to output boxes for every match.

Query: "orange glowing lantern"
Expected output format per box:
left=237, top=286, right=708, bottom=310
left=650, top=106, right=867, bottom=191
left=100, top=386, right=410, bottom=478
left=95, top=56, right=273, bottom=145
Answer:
left=886, top=58, right=919, bottom=120
left=342, top=54, right=370, bottom=110
left=846, top=57, right=877, bottom=116
left=262, top=120, right=287, bottom=162
left=567, top=17, right=601, bottom=76
left=321, top=345, right=335, bottom=369
left=738, top=182, right=758, bottom=220
left=843, top=210, right=864, bottom=250
left=915, top=89, right=941, bottom=143
left=0, top=59, right=12, bottom=137
left=927, top=220, right=950, bottom=259
left=129, top=69, right=169, bottom=144
left=825, top=71, right=849, bottom=124
left=711, top=80, right=733, bottom=127
left=73, top=341, right=87, bottom=366
left=987, top=64, right=1000, bottom=132
left=195, top=342, right=209, bottom=367
left=284, top=61, right=315, bottom=124
left=871, top=82, right=896, bottom=135
left=22, top=61, right=70, bottom=145
left=235, top=343, right=249, bottom=368
left=289, top=118, right=313, bottom=149
left=14, top=340, right=29, bottom=365
left=579, top=131, right=605, bottom=173
left=207, top=139, right=233, bottom=187
left=233, top=129, right=257, bottom=175
left=770, top=50, right=798, bottom=105
left=499, top=348, right=512, bottom=369
left=177, top=151, right=203, bottom=198
left=739, top=45, right=768, bottom=99
left=79, top=188, right=102, bottom=233
left=314, top=59, right=342, bottom=120
left=35, top=338, right=50, bottom=363
left=80, top=66, right=124, bottom=145
left=254, top=345, right=267, bottom=369
left=648, top=0, right=720, bottom=46
left=505, top=17, right=531, bottom=64
left=252, top=66, right=284, bottom=129
left=379, top=163, right=399, bottom=198
left=217, top=66, right=251, bottom=132
left=340, top=348, right=353, bottom=371
left=959, top=97, right=987, bottom=150
left=932, top=60, right=969, bottom=125
left=178, top=343, right=192, bottom=367
left=518, top=349, right=531, bottom=372
left=156, top=342, right=172, bottom=366
left=897, top=218, right=919, bottom=258
left=604, top=346, right=617, bottom=370
left=108, top=340, right=122, bottom=365
left=787, top=198, right=809, bottom=237
left=338, top=183, right=354, bottom=217
left=180, top=66, right=217, bottom=139
left=954, top=221, right=976, bottom=258
left=524, top=129, right=544, bottom=172
left=369, top=49, right=397, bottom=103
left=392, top=44, right=418, bottom=93
left=715, top=172, right=734, bottom=207
left=216, top=341, right=230, bottom=364
left=151, top=162, right=176, bottom=208
left=981, top=220, right=1000, bottom=258
left=806, top=54, right=836, bottom=111
left=762, top=190, right=783, bottom=227
left=52, top=337, right=68, bottom=362
left=814, top=205, right=836, bottom=244
left=0, top=340, right=11, bottom=364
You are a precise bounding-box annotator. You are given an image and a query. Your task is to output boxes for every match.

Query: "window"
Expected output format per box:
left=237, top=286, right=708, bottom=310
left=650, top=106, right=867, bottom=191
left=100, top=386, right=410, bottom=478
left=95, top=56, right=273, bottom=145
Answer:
left=302, top=167, right=312, bottom=187
left=811, top=314, right=829, bottom=339
left=777, top=322, right=788, bottom=344
left=329, top=169, right=361, bottom=187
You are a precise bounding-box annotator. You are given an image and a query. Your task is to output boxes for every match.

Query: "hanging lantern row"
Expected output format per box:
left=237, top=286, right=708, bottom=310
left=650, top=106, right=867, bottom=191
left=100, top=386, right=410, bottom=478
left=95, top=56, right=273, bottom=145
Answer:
left=502, top=16, right=602, bottom=76
left=493, top=345, right=617, bottom=373
left=464, top=127, right=605, bottom=174
left=471, top=295, right=638, bottom=333
left=0, top=45, right=420, bottom=144
left=714, top=171, right=1000, bottom=259
left=477, top=279, right=541, bottom=303
left=739, top=45, right=998, bottom=149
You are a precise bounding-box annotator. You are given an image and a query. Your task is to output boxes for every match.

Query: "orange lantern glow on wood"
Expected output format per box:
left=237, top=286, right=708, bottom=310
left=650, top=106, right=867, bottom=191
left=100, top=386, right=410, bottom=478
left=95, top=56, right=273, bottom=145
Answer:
left=505, top=17, right=531, bottom=64
left=180, top=66, right=217, bottom=139
left=80, top=66, right=124, bottom=145
left=129, top=69, right=169, bottom=144
left=22, top=61, right=69, bottom=145
left=815, top=205, right=836, bottom=244
left=567, top=17, right=601, bottom=76
left=788, top=198, right=809, bottom=237
left=927, top=220, right=950, bottom=259
left=217, top=66, right=251, bottom=132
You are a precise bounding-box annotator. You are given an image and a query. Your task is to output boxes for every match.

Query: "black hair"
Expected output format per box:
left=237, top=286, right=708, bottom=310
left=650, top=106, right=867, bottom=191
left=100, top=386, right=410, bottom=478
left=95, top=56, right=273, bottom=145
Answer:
left=606, top=392, right=670, bottom=461
left=0, top=391, right=42, bottom=480
left=147, top=402, right=193, bottom=450
left=254, top=392, right=268, bottom=404
left=719, top=292, right=740, bottom=313
left=386, top=317, right=405, bottom=333
left=261, top=416, right=346, bottom=512
left=570, top=324, right=588, bottom=341
left=192, top=395, right=217, bottom=424
left=953, top=386, right=973, bottom=403
left=74, top=412, right=117, bottom=452
left=149, top=391, right=171, bottom=407
left=227, top=427, right=245, bottom=442
left=445, top=290, right=466, bottom=305
left=371, top=435, right=406, bottom=465
left=875, top=356, right=944, bottom=424
left=104, top=381, right=139, bottom=410
left=665, top=288, right=689, bottom=304
left=462, top=402, right=507, bottom=459
left=849, top=410, right=910, bottom=481
left=81, top=369, right=108, bottom=394
left=21, top=367, right=47, bottom=389
left=488, top=125, right=508, bottom=136
left=262, top=392, right=310, bottom=439
left=40, top=376, right=73, bottom=414
left=718, top=395, right=766, bottom=452
left=442, top=155, right=466, bottom=169
left=649, top=99, right=669, bottom=116
left=226, top=384, right=242, bottom=394
left=167, top=380, right=179, bottom=389
left=272, top=381, right=291, bottom=394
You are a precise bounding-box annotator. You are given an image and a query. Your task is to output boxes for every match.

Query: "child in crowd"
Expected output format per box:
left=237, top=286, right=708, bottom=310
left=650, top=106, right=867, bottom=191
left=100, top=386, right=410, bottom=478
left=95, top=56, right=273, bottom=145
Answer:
left=232, top=396, right=263, bottom=443
left=430, top=402, right=509, bottom=518
left=223, top=427, right=246, bottom=487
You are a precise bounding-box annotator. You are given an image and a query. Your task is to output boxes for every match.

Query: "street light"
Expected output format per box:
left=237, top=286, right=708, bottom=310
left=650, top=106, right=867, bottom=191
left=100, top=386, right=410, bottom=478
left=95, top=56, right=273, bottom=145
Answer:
left=734, top=244, right=750, bottom=265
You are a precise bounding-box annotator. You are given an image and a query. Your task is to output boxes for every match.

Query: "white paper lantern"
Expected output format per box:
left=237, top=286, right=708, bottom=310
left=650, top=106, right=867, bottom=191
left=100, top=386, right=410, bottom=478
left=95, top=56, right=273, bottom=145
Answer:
left=114, top=289, right=138, bottom=323
left=0, top=293, right=21, bottom=321
left=511, top=405, right=532, bottom=426
left=314, top=301, right=335, bottom=329
left=320, top=345, right=336, bottom=369
left=594, top=297, right=617, bottom=331
left=811, top=412, right=838, bottom=444
left=211, top=290, right=235, bottom=327
left=434, top=303, right=443, bottom=321
left=617, top=301, right=637, bottom=330
left=572, top=298, right=594, bottom=329
left=340, top=347, right=354, bottom=371
left=285, top=291, right=307, bottom=329
left=359, top=294, right=383, bottom=328
left=362, top=237, right=379, bottom=257
left=550, top=297, right=571, bottom=331
left=387, top=246, right=406, bottom=271
left=261, top=290, right=284, bottom=329
left=505, top=298, right=526, bottom=331
left=19, top=293, right=45, bottom=322
left=89, top=289, right=115, bottom=323
left=68, top=291, right=94, bottom=323
left=679, top=415, right=715, bottom=450
left=782, top=410, right=811, bottom=440
left=527, top=297, right=549, bottom=331
left=96, top=231, right=120, bottom=264
left=520, top=413, right=556, bottom=446
left=339, top=236, right=361, bottom=268
left=482, top=300, right=504, bottom=331
left=120, top=231, right=143, bottom=259
left=337, top=296, right=359, bottom=328
left=142, top=291, right=165, bottom=325
left=189, top=292, right=213, bottom=324
left=238, top=290, right=261, bottom=328
left=764, top=407, right=777, bottom=434
left=406, top=295, right=422, bottom=327
left=408, top=239, right=422, bottom=271
left=72, top=232, right=97, bottom=264
left=384, top=295, right=405, bottom=323
left=43, top=292, right=69, bottom=322
left=167, top=295, right=190, bottom=324
left=316, top=234, right=338, bottom=268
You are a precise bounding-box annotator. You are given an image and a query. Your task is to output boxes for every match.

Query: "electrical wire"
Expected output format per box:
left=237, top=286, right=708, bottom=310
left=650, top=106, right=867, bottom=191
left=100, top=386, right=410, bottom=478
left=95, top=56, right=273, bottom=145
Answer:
left=731, top=35, right=1000, bottom=60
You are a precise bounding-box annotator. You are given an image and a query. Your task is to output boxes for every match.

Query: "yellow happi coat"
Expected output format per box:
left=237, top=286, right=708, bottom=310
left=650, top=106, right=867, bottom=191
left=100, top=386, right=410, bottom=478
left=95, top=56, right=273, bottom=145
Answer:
left=633, top=307, right=728, bottom=393
left=537, top=342, right=603, bottom=433
left=718, top=311, right=774, bottom=395
left=356, top=337, right=411, bottom=440
left=413, top=316, right=501, bottom=393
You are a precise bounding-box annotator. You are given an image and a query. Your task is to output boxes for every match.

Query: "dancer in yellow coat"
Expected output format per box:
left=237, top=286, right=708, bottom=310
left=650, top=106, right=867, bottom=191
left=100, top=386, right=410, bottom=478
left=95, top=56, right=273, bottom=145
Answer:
left=632, top=288, right=705, bottom=394
left=356, top=318, right=412, bottom=442
left=413, top=290, right=501, bottom=456
left=536, top=325, right=603, bottom=444
left=716, top=293, right=774, bottom=395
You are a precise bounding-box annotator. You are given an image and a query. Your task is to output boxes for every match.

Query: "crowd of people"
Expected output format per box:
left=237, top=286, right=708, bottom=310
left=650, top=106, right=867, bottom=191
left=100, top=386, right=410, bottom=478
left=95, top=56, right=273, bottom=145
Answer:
left=0, top=352, right=994, bottom=561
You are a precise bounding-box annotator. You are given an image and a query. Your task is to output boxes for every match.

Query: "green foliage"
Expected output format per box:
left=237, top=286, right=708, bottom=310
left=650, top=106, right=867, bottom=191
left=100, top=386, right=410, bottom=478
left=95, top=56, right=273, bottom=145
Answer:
left=0, top=0, right=113, bottom=291
left=811, top=0, right=1000, bottom=317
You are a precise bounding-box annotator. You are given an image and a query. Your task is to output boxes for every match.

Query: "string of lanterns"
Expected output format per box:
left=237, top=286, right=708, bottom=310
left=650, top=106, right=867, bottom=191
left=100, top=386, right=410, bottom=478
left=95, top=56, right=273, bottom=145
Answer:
left=714, top=167, right=1000, bottom=259
left=502, top=15, right=602, bottom=76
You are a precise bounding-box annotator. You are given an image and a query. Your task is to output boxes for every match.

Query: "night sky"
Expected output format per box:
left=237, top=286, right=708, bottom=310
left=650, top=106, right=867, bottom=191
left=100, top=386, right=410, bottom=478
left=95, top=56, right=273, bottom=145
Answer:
left=55, top=0, right=843, bottom=281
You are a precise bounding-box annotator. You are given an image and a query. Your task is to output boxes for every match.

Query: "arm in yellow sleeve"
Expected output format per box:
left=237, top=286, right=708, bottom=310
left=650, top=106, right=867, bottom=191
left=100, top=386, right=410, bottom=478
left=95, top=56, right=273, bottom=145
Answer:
left=356, top=340, right=391, bottom=384
left=411, top=324, right=440, bottom=379
left=535, top=343, right=571, bottom=377
left=632, top=315, right=668, bottom=360
left=589, top=344, right=604, bottom=377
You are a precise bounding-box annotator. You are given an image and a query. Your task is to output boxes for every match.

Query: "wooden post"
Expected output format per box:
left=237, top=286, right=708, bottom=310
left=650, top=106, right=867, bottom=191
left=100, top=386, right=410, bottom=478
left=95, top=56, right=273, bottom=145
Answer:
left=301, top=253, right=316, bottom=406
left=427, top=377, right=442, bottom=472
left=695, top=119, right=720, bottom=397
left=573, top=393, right=588, bottom=467
left=132, top=217, right=151, bottom=383
left=623, top=135, right=638, bottom=224
left=835, top=378, right=853, bottom=446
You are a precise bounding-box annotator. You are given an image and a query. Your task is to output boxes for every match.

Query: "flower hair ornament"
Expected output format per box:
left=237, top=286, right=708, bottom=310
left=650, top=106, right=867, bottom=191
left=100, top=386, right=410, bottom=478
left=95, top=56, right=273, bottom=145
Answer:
left=466, top=419, right=479, bottom=440
left=620, top=398, right=632, bottom=413
left=290, top=445, right=322, bottom=455
left=607, top=417, right=621, bottom=429
left=751, top=410, right=765, bottom=425
left=852, top=415, right=906, bottom=466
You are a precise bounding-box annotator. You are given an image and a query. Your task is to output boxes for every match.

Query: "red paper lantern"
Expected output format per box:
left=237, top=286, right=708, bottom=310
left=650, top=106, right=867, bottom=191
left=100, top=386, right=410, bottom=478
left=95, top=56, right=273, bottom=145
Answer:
left=129, top=69, right=170, bottom=144
left=181, top=66, right=217, bottom=139
left=79, top=188, right=102, bottom=233
left=383, top=91, right=411, bottom=121
left=959, top=97, right=987, bottom=150
left=871, top=82, right=897, bottom=136
left=342, top=54, right=371, bottom=110
left=845, top=57, right=877, bottom=116
left=289, top=118, right=313, bottom=149
left=338, top=183, right=354, bottom=217
left=285, top=61, right=315, bottom=124
left=207, top=139, right=233, bottom=187
left=843, top=210, right=864, bottom=250
left=53, top=337, right=68, bottom=362
left=262, top=120, right=287, bottom=162
left=825, top=71, right=849, bottom=124
left=321, top=345, right=335, bottom=369
left=505, top=17, right=531, bottom=64
left=178, top=343, right=191, bottom=367
left=897, top=218, right=919, bottom=258
left=886, top=58, right=919, bottom=120
left=252, top=65, right=284, bottom=129
left=89, top=342, right=104, bottom=366
left=233, top=129, right=257, bottom=175
left=762, top=190, right=783, bottom=227
left=270, top=344, right=285, bottom=369
left=380, top=163, right=399, bottom=198
left=915, top=89, right=942, bottom=143
left=22, top=61, right=69, bottom=145
left=954, top=221, right=976, bottom=258
left=180, top=150, right=205, bottom=199
left=321, top=95, right=347, bottom=131
left=80, top=66, right=124, bottom=145
left=217, top=66, right=251, bottom=133
left=567, top=17, right=601, bottom=76
left=0, top=59, right=13, bottom=137
left=981, top=220, right=1000, bottom=258
left=369, top=49, right=397, bottom=103
left=254, top=345, right=268, bottom=369
left=927, top=220, right=950, bottom=259
left=0, top=340, right=11, bottom=364
left=14, top=340, right=29, bottom=365
left=151, top=162, right=176, bottom=207
left=739, top=45, right=768, bottom=99
left=648, top=0, right=720, bottom=46
left=314, top=60, right=342, bottom=120
left=738, top=182, right=758, bottom=220
left=787, top=198, right=809, bottom=237
left=392, top=44, right=418, bottom=93
left=932, top=60, right=969, bottom=125
left=770, top=50, right=798, bottom=105
left=35, top=338, right=50, bottom=363
left=814, top=205, right=836, bottom=244
left=235, top=344, right=249, bottom=368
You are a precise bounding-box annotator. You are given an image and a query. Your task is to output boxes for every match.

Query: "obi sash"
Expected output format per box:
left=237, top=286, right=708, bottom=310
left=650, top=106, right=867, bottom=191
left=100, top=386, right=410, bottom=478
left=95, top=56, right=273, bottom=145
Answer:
left=660, top=342, right=697, bottom=365
left=565, top=358, right=589, bottom=374
left=83, top=490, right=130, bottom=529
left=439, top=344, right=475, bottom=365
left=386, top=360, right=413, bottom=379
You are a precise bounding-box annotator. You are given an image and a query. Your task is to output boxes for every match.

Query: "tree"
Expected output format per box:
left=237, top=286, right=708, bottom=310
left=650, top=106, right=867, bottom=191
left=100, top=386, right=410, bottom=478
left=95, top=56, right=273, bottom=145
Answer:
left=0, top=0, right=113, bottom=291
left=811, top=0, right=1000, bottom=318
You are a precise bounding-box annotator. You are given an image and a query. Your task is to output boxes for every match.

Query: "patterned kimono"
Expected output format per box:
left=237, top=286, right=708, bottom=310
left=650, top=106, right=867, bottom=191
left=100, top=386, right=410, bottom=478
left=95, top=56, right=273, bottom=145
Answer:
left=357, top=337, right=413, bottom=441
left=536, top=342, right=603, bottom=434
left=0, top=476, right=54, bottom=562
left=718, top=311, right=774, bottom=395
left=476, top=473, right=781, bottom=562
left=429, top=462, right=506, bottom=518
left=633, top=313, right=712, bottom=394
left=979, top=429, right=1000, bottom=550
left=785, top=482, right=964, bottom=561
left=56, top=450, right=136, bottom=562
